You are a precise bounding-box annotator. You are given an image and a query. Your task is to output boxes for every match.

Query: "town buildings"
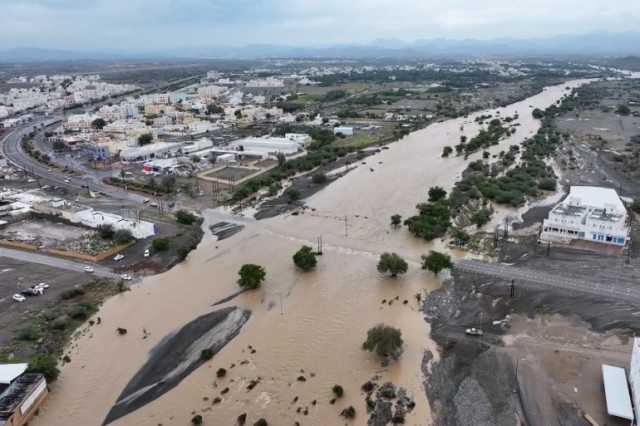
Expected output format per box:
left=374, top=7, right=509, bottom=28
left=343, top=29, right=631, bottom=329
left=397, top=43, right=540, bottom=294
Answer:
left=540, top=186, right=630, bottom=248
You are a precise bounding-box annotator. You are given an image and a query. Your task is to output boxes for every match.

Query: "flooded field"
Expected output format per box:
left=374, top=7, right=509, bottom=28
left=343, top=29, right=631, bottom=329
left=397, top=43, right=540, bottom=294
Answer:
left=32, top=79, right=590, bottom=426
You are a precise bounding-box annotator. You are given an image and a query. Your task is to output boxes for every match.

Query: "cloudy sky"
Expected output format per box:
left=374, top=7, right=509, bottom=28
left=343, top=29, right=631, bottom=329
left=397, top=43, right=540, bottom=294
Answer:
left=2, top=0, right=639, bottom=49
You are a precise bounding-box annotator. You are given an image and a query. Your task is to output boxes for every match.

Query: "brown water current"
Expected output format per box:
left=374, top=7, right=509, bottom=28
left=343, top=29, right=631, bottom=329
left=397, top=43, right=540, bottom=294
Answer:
left=32, top=79, right=591, bottom=426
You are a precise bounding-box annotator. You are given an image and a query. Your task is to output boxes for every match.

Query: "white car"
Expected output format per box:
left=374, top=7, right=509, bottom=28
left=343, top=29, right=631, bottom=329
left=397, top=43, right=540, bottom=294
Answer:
left=114, top=254, right=125, bottom=261
left=120, top=274, right=132, bottom=281
left=12, top=294, right=26, bottom=302
left=465, top=328, right=484, bottom=337
left=83, top=266, right=95, bottom=273
left=36, top=282, right=49, bottom=289
left=144, top=249, right=150, bottom=258
left=64, top=178, right=71, bottom=183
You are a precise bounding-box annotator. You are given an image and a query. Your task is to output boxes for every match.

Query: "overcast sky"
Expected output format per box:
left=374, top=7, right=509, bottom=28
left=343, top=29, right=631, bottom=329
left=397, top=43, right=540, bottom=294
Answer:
left=2, top=0, right=639, bottom=50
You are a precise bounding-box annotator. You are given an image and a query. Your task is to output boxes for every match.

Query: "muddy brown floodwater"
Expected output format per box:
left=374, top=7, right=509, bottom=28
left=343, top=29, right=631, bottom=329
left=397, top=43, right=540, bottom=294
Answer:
left=32, top=79, right=591, bottom=426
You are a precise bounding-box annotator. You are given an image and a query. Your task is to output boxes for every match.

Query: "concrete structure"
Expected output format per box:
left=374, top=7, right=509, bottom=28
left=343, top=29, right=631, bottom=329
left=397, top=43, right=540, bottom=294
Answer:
left=540, top=186, right=629, bottom=248
left=601, top=364, right=634, bottom=421
left=231, top=136, right=303, bottom=156
left=334, top=126, right=354, bottom=136
left=120, top=143, right=181, bottom=162
left=0, top=364, right=48, bottom=426
left=71, top=209, right=155, bottom=239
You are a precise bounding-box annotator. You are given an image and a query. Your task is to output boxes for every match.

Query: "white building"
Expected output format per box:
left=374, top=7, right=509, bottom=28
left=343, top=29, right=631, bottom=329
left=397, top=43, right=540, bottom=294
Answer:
left=540, top=186, right=629, bottom=248
left=120, top=143, right=182, bottom=162
left=334, top=126, right=354, bottom=136
left=285, top=133, right=312, bottom=145
left=231, top=136, right=302, bottom=156
left=71, top=209, right=155, bottom=239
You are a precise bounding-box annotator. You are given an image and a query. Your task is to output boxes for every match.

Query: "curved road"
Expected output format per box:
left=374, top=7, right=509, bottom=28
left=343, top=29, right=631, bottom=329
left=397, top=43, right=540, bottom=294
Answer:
left=1, top=118, right=145, bottom=205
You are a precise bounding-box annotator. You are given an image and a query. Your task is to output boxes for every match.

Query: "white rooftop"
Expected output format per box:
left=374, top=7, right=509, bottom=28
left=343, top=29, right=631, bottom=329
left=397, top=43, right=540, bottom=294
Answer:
left=602, top=364, right=634, bottom=420
left=566, top=186, right=625, bottom=212
left=0, top=363, right=28, bottom=384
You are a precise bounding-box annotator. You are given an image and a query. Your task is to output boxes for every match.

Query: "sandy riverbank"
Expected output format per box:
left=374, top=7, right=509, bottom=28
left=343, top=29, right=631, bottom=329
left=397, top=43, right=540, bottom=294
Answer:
left=32, top=79, right=590, bottom=426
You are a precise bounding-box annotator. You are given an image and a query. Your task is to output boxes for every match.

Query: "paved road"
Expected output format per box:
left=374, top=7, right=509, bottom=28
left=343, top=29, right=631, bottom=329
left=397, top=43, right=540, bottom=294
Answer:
left=456, top=259, right=640, bottom=304
left=1, top=118, right=145, bottom=205
left=0, top=247, right=118, bottom=279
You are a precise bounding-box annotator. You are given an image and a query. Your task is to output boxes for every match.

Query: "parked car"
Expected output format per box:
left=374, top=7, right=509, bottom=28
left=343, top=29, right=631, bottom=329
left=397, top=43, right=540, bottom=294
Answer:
left=83, top=266, right=95, bottom=273
left=12, top=294, right=26, bottom=302
left=465, top=328, right=484, bottom=337
left=144, top=249, right=150, bottom=258
left=35, top=282, right=49, bottom=289
left=120, top=274, right=132, bottom=281
left=113, top=254, right=125, bottom=261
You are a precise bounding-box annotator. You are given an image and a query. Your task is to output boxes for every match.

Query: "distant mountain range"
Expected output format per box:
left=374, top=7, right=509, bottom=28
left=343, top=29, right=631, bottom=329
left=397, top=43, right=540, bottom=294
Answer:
left=2, top=32, right=640, bottom=62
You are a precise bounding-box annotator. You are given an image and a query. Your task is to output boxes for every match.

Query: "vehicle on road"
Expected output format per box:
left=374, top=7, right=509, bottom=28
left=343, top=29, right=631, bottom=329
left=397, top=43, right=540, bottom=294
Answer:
left=114, top=254, right=125, bottom=261
left=12, top=294, right=26, bottom=302
left=84, top=266, right=95, bottom=273
left=120, top=274, right=132, bottom=281
left=36, top=282, right=49, bottom=289
left=144, top=249, right=150, bottom=257
left=64, top=178, right=71, bottom=183
left=465, top=328, right=484, bottom=336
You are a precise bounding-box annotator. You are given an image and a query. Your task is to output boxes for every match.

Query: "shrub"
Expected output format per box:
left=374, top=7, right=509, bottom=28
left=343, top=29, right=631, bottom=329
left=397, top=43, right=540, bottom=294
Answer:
left=390, top=214, right=402, bottom=227
left=238, top=264, right=266, bottom=290
left=332, top=384, right=344, bottom=398
left=312, top=172, right=328, bottom=184
left=97, top=224, right=115, bottom=240
left=176, top=209, right=198, bottom=225
left=377, top=253, right=408, bottom=278
left=68, top=305, right=90, bottom=320
left=293, top=246, right=317, bottom=272
left=616, top=105, right=631, bottom=116
left=428, top=186, right=447, bottom=202
left=152, top=238, right=170, bottom=252
left=471, top=208, right=492, bottom=228
left=60, top=287, right=85, bottom=300
left=340, top=406, right=356, bottom=419
left=138, top=133, right=153, bottom=146
left=538, top=178, right=556, bottom=191
left=200, top=349, right=214, bottom=361
left=286, top=188, right=301, bottom=203
left=421, top=251, right=452, bottom=275
left=16, top=325, right=40, bottom=342
left=28, top=354, right=59, bottom=381
left=362, top=324, right=403, bottom=363
left=114, top=229, right=134, bottom=245
left=216, top=368, right=227, bottom=378
left=441, top=146, right=453, bottom=158
left=191, top=414, right=203, bottom=425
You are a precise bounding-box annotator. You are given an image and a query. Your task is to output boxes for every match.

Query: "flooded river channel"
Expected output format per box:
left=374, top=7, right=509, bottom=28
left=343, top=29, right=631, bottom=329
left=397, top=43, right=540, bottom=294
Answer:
left=33, top=79, right=590, bottom=426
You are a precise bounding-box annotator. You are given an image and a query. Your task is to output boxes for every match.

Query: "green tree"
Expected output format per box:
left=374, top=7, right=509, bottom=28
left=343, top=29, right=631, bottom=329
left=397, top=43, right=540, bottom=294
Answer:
left=138, top=133, right=153, bottom=146
left=152, top=238, right=170, bottom=252
left=114, top=229, right=134, bottom=244
left=428, top=186, right=447, bottom=202
left=390, top=214, right=402, bottom=228
left=238, top=264, right=266, bottom=290
left=377, top=253, right=408, bottom=278
left=293, top=245, right=317, bottom=272
left=98, top=224, right=115, bottom=240
left=441, top=146, right=453, bottom=158
left=92, top=118, right=107, bottom=130
left=532, top=108, right=545, bottom=119
left=28, top=354, right=59, bottom=381
left=362, top=324, right=403, bottom=364
left=471, top=207, right=492, bottom=228
left=206, top=104, right=224, bottom=115
left=421, top=251, right=452, bottom=275
left=616, top=105, right=631, bottom=116
left=176, top=209, right=198, bottom=225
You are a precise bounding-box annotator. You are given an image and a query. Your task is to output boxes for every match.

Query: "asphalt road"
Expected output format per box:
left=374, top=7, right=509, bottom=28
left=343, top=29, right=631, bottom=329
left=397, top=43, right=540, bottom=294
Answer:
left=0, top=247, right=118, bottom=279
left=456, top=259, right=640, bottom=304
left=1, top=118, right=145, bottom=205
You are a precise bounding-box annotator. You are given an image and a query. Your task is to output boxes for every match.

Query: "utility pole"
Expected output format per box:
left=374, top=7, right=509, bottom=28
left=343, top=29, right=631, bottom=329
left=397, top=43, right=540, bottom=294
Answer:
left=316, top=236, right=323, bottom=255
left=344, top=215, right=348, bottom=237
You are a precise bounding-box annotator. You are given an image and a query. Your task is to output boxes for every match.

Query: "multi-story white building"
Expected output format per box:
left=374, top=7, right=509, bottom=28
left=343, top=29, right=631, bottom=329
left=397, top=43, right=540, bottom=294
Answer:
left=540, top=186, right=629, bottom=248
